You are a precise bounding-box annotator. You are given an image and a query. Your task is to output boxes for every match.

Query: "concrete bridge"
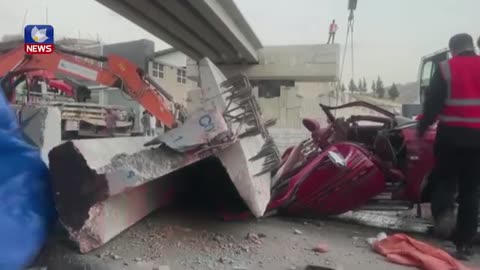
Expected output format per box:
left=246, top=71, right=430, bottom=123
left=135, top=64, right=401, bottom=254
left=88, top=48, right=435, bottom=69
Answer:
left=96, top=0, right=340, bottom=82
left=96, top=0, right=262, bottom=65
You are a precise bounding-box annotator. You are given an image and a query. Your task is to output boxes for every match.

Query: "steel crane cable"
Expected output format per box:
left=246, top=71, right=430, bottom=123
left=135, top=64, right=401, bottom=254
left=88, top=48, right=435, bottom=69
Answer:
left=335, top=9, right=356, bottom=115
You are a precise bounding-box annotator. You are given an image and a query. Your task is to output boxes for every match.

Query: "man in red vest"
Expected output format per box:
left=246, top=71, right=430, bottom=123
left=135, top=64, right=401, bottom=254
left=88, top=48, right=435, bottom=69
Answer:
left=327, top=20, right=338, bottom=44
left=417, top=33, right=480, bottom=260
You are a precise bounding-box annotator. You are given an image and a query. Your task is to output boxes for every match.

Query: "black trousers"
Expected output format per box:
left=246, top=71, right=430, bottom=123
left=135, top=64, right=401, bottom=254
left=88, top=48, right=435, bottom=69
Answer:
left=429, top=141, right=480, bottom=244
left=327, top=33, right=336, bottom=44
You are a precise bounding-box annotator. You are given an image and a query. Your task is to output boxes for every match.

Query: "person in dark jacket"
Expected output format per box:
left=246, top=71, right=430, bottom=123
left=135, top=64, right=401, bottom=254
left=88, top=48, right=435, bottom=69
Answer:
left=417, top=33, right=480, bottom=260
left=105, top=108, right=120, bottom=137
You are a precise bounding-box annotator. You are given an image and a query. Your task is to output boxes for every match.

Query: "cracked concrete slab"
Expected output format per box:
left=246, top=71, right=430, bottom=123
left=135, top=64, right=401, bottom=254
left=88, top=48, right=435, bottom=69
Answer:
left=217, top=137, right=272, bottom=217
left=48, top=136, right=211, bottom=253
left=197, top=58, right=278, bottom=218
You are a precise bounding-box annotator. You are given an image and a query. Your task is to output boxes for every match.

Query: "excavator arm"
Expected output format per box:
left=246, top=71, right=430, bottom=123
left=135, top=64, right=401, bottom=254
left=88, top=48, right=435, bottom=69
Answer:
left=0, top=45, right=176, bottom=128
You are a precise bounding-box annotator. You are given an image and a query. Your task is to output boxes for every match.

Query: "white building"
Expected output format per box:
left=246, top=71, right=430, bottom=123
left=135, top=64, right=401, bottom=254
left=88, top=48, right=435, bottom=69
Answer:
left=156, top=48, right=340, bottom=130
left=146, top=48, right=198, bottom=106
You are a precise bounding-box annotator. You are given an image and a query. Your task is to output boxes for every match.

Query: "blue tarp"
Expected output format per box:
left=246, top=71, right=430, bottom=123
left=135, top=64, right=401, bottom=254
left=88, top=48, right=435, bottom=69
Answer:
left=0, top=82, right=56, bottom=270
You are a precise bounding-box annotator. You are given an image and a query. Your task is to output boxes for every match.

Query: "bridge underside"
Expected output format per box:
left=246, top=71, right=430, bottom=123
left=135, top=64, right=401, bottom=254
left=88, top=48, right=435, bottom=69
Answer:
left=96, top=0, right=262, bottom=65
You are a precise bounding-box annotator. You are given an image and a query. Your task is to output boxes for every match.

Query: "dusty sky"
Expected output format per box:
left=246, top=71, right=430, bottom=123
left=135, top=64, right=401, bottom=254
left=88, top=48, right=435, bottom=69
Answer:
left=0, top=0, right=478, bottom=85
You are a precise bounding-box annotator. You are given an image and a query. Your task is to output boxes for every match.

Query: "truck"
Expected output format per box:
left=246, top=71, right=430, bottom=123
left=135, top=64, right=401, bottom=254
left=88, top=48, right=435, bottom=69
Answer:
left=402, top=41, right=480, bottom=118
left=401, top=49, right=450, bottom=118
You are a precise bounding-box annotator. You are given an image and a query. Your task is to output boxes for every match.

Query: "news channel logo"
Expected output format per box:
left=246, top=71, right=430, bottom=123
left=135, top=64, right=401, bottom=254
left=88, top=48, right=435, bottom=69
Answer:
left=24, top=25, right=55, bottom=54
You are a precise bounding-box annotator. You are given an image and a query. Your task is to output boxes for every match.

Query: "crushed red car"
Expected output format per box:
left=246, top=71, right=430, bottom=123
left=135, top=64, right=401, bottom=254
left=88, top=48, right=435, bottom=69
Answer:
left=265, top=101, right=438, bottom=217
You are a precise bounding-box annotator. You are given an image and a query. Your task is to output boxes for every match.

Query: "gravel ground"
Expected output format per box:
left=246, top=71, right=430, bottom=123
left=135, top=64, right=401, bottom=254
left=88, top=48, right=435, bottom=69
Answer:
left=33, top=208, right=480, bottom=270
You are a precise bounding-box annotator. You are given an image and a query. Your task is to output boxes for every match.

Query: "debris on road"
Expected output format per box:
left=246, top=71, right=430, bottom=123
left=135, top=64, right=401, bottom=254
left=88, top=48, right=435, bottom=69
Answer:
left=312, top=221, right=325, bottom=227
left=213, top=234, right=224, bottom=243
left=153, top=266, right=170, bottom=270
left=366, top=232, right=387, bottom=247
left=246, top=232, right=263, bottom=244
left=111, top=254, right=122, bottom=260
left=294, top=229, right=303, bottom=235
left=218, top=256, right=233, bottom=264
left=312, top=243, right=329, bottom=253
left=305, top=265, right=337, bottom=270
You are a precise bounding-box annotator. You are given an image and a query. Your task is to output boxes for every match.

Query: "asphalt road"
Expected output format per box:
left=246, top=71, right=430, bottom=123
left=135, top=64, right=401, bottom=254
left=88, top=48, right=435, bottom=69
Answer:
left=33, top=207, right=480, bottom=270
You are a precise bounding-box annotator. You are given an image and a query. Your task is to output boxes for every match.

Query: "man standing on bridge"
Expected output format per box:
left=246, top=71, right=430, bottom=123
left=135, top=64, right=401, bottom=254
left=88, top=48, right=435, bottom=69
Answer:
left=327, top=19, right=338, bottom=44
left=416, top=33, right=480, bottom=260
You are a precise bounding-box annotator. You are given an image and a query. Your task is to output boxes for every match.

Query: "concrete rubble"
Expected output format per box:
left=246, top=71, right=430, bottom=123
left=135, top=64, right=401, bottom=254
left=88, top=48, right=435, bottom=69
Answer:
left=48, top=135, right=219, bottom=253
left=47, top=57, right=280, bottom=253
left=33, top=208, right=471, bottom=270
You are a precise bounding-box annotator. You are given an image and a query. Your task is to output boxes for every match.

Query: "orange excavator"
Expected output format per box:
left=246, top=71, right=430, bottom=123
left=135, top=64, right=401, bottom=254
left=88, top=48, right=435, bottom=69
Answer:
left=0, top=44, right=177, bottom=128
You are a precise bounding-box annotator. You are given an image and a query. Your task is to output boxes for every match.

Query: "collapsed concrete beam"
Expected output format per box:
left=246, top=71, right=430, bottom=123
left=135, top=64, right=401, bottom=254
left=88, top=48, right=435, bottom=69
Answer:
left=217, top=137, right=272, bottom=217
left=48, top=57, right=279, bottom=253
left=47, top=101, right=268, bottom=253
left=48, top=137, right=210, bottom=253
left=196, top=58, right=279, bottom=217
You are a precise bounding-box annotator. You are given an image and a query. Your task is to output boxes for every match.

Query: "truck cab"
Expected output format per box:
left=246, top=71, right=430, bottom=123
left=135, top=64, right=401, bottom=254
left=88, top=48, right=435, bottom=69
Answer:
left=418, top=49, right=450, bottom=104
left=411, top=46, right=480, bottom=118
left=401, top=49, right=450, bottom=119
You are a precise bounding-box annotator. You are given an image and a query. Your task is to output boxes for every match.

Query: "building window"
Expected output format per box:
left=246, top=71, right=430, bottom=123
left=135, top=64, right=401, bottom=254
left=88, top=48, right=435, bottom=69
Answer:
left=257, top=81, right=281, bottom=98
left=177, top=68, right=186, bottom=84
left=151, top=62, right=164, bottom=79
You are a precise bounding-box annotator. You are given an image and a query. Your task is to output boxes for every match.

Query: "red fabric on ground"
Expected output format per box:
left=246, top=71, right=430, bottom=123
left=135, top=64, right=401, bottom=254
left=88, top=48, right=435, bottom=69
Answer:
left=374, top=234, right=472, bottom=270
